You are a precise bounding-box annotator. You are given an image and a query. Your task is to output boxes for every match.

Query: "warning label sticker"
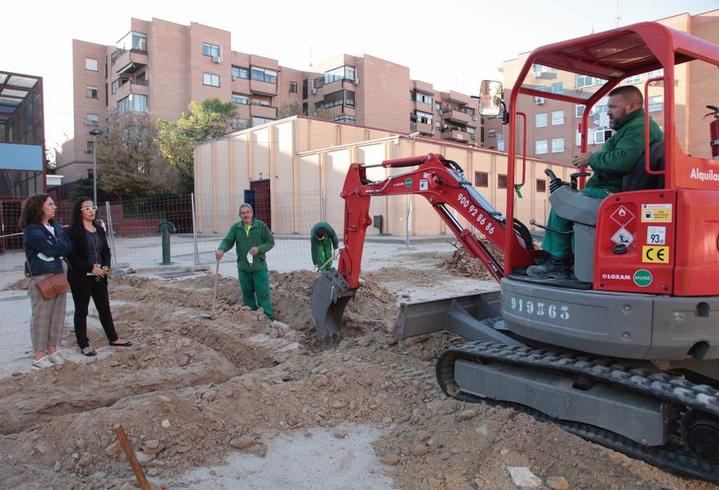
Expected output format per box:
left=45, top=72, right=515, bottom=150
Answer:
left=641, top=204, right=672, bottom=223
left=642, top=245, right=670, bottom=264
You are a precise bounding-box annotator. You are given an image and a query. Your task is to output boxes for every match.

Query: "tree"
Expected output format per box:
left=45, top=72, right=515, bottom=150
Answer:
left=278, top=102, right=303, bottom=118
left=96, top=113, right=181, bottom=198
left=156, top=98, right=237, bottom=192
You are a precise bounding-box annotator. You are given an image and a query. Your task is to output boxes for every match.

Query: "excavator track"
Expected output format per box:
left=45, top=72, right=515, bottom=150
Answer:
left=436, top=341, right=719, bottom=483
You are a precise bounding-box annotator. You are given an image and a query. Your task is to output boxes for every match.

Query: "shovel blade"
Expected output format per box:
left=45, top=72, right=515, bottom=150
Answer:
left=311, top=270, right=354, bottom=339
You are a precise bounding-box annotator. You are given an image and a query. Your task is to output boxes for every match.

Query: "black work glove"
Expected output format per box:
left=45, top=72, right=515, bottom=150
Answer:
left=549, top=178, right=566, bottom=193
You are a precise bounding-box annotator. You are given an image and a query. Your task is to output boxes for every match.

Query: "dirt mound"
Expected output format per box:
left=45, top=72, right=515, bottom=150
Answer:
left=439, top=248, right=494, bottom=280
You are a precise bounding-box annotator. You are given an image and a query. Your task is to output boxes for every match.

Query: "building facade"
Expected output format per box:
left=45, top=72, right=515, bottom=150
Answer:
left=0, top=70, right=46, bottom=250
left=193, top=116, right=571, bottom=237
left=58, top=17, right=497, bottom=183
left=497, top=9, right=719, bottom=165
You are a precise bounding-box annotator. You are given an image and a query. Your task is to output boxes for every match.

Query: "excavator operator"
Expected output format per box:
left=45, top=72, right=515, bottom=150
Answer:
left=527, top=85, right=664, bottom=279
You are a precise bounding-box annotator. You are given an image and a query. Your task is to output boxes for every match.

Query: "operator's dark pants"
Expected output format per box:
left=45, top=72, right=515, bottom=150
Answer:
left=238, top=268, right=273, bottom=319
left=542, top=187, right=610, bottom=258
left=70, top=276, right=119, bottom=349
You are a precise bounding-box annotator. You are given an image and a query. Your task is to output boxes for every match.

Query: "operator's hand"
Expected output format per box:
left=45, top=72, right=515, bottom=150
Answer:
left=572, top=152, right=591, bottom=168
left=101, top=266, right=110, bottom=278
left=91, top=264, right=104, bottom=277
left=215, top=249, right=224, bottom=261
left=249, top=247, right=259, bottom=256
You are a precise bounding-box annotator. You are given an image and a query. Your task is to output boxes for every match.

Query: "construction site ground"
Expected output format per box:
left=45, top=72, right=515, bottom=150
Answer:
left=0, top=243, right=715, bottom=489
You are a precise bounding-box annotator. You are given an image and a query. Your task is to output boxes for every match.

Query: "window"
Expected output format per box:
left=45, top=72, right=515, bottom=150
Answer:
left=86, top=113, right=99, bottom=125
left=649, top=95, right=663, bottom=112
left=624, top=74, right=641, bottom=85
left=117, top=94, right=148, bottom=114
left=575, top=105, right=585, bottom=117
left=536, top=140, right=548, bottom=155
left=232, top=93, right=249, bottom=105
left=289, top=81, right=297, bottom=93
left=412, top=91, right=433, bottom=105
left=535, top=113, right=547, bottom=128
left=415, top=111, right=432, bottom=125
left=475, top=171, right=489, bottom=187
left=86, top=86, right=98, bottom=99
left=576, top=74, right=604, bottom=88
left=536, top=179, right=546, bottom=193
left=117, top=32, right=147, bottom=51
left=251, top=66, right=278, bottom=84
left=323, top=66, right=356, bottom=85
left=251, top=97, right=271, bottom=107
left=551, top=110, right=564, bottom=126
left=203, top=72, right=220, bottom=87
left=594, top=128, right=609, bottom=145
left=533, top=64, right=548, bottom=77
left=202, top=42, right=221, bottom=58
left=251, top=116, right=275, bottom=126
left=487, top=129, right=496, bottom=136
left=111, top=78, right=128, bottom=94
left=551, top=138, right=565, bottom=153
left=498, top=174, right=508, bottom=189
left=86, top=141, right=95, bottom=153
left=85, top=58, right=98, bottom=71
left=232, top=66, right=249, bottom=80
left=334, top=114, right=356, bottom=124
left=646, top=68, right=664, bottom=79
left=550, top=82, right=564, bottom=94
left=230, top=118, right=250, bottom=131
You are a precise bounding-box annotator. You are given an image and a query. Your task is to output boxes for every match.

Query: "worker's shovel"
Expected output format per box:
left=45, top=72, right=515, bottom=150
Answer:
left=316, top=255, right=333, bottom=272
left=201, top=259, right=221, bottom=320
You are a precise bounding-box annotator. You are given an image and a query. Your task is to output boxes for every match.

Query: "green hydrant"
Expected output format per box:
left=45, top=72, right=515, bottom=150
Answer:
left=158, top=221, right=177, bottom=265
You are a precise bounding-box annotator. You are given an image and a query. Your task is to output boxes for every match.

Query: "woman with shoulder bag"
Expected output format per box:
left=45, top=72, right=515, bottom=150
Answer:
left=67, top=197, right=131, bottom=356
left=21, top=194, right=73, bottom=369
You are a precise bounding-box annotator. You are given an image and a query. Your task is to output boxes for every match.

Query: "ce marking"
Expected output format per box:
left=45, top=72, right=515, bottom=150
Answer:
left=642, top=245, right=669, bottom=264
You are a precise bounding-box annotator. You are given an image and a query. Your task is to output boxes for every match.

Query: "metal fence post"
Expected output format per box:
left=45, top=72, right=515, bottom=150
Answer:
left=105, top=201, right=118, bottom=268
left=191, top=192, right=200, bottom=266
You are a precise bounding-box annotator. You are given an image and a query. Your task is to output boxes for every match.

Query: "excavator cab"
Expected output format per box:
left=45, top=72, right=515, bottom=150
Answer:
left=310, top=22, right=719, bottom=482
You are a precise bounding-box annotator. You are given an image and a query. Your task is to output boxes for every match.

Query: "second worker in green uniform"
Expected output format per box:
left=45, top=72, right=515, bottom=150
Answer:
left=216, top=203, right=275, bottom=319
left=310, top=222, right=339, bottom=271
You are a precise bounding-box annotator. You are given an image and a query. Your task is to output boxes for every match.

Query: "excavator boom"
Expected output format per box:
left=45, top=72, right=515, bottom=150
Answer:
left=310, top=153, right=534, bottom=338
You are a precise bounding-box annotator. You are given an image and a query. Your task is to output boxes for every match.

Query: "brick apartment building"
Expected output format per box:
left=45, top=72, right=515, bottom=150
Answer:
left=58, top=17, right=497, bottom=183
left=497, top=9, right=719, bottom=165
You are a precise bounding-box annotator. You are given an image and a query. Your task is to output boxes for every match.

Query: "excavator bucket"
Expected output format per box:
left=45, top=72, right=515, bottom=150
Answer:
left=310, top=269, right=355, bottom=339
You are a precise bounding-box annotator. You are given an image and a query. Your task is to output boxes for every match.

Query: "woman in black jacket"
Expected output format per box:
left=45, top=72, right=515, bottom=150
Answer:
left=21, top=193, right=73, bottom=369
left=67, top=197, right=131, bottom=356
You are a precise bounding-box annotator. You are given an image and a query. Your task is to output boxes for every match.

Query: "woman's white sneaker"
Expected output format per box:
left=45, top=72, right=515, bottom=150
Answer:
left=32, top=356, right=53, bottom=369
left=48, top=352, right=64, bottom=365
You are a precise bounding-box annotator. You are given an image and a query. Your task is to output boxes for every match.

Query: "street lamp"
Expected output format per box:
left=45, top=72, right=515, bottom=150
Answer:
left=89, top=128, right=103, bottom=205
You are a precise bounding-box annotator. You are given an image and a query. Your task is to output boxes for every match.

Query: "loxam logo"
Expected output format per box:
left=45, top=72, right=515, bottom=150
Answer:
left=601, top=273, right=630, bottom=280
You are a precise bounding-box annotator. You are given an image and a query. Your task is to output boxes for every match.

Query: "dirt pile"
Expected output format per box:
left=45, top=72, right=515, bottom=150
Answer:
left=439, top=248, right=494, bottom=280
left=0, top=267, right=712, bottom=489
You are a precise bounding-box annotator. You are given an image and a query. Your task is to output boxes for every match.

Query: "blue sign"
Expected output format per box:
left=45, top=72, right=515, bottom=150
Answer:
left=0, top=143, right=43, bottom=171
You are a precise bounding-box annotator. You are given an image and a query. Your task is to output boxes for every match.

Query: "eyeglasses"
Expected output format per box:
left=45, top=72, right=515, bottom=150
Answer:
left=81, top=206, right=98, bottom=212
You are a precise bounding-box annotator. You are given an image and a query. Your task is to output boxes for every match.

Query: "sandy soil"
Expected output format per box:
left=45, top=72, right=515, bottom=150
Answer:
left=0, top=249, right=714, bottom=489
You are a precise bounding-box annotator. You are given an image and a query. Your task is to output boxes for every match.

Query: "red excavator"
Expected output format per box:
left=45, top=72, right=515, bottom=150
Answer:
left=311, top=22, right=719, bottom=482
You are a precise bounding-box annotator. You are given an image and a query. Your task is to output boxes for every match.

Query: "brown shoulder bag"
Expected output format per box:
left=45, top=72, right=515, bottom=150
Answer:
left=36, top=273, right=70, bottom=300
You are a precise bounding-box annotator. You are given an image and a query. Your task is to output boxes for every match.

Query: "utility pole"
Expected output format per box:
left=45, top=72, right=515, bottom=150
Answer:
left=89, top=128, right=103, bottom=204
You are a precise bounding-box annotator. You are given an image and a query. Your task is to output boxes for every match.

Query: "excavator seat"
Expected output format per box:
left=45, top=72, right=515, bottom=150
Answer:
left=547, top=141, right=665, bottom=282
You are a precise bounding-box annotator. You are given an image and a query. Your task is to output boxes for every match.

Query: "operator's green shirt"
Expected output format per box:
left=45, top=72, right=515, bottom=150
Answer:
left=586, top=108, right=664, bottom=193
left=218, top=218, right=274, bottom=272
left=310, top=221, right=339, bottom=266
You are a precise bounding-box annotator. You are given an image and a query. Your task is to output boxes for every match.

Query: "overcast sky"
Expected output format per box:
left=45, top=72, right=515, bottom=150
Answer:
left=2, top=0, right=718, bottom=148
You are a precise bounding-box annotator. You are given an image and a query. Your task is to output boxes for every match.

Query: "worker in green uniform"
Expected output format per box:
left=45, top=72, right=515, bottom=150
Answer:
left=528, top=85, right=663, bottom=279
left=216, top=203, right=275, bottom=319
left=310, top=222, right=339, bottom=271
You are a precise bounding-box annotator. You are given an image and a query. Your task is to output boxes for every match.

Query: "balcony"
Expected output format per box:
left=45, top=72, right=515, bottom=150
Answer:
left=112, top=49, right=148, bottom=75
left=113, top=79, right=149, bottom=101
left=414, top=100, right=433, bottom=114
left=444, top=90, right=471, bottom=105
left=442, top=109, right=473, bottom=125
left=250, top=80, right=277, bottom=96
left=442, top=129, right=470, bottom=143
left=415, top=122, right=433, bottom=135
left=250, top=104, right=278, bottom=119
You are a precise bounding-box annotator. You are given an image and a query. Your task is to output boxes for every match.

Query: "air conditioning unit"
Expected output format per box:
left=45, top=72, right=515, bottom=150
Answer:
left=354, top=78, right=360, bottom=85
left=212, top=55, right=222, bottom=64
left=534, top=97, right=545, bottom=105
left=311, top=88, right=317, bottom=95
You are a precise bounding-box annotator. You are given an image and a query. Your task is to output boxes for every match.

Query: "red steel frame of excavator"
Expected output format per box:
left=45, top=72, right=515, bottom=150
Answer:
left=336, top=153, right=535, bottom=290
